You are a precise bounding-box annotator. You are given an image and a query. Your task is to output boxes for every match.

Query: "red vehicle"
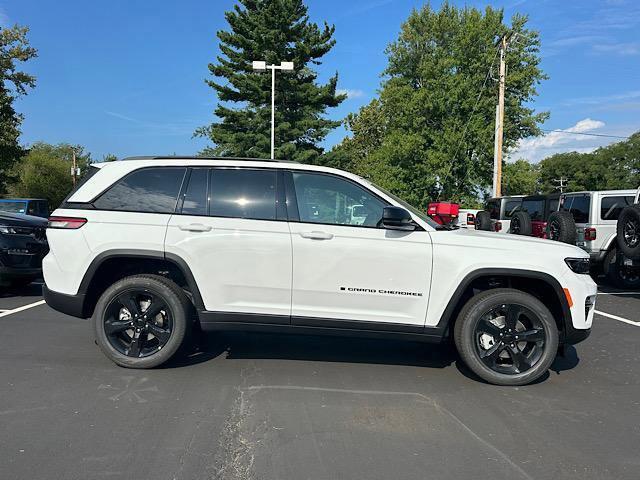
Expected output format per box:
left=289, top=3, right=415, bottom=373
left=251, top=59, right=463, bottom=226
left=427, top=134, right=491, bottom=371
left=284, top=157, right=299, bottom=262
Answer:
left=427, top=202, right=459, bottom=225
left=510, top=193, right=561, bottom=238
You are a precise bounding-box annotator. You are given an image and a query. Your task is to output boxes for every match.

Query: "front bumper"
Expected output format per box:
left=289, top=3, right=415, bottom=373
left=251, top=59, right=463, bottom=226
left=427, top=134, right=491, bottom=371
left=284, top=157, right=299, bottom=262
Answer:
left=42, top=284, right=87, bottom=318
left=560, top=269, right=597, bottom=345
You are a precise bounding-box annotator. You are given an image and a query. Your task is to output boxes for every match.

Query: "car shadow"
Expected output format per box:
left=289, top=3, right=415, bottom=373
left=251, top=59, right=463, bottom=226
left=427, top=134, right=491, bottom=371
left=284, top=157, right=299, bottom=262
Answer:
left=165, top=330, right=458, bottom=370
left=0, top=281, right=43, bottom=299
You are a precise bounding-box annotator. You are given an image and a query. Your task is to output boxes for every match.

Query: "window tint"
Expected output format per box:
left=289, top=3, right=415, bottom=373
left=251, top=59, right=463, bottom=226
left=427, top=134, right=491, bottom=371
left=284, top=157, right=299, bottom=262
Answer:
left=503, top=199, right=522, bottom=219
left=521, top=199, right=545, bottom=221
left=94, top=167, right=186, bottom=213
left=181, top=169, right=208, bottom=216
left=292, top=172, right=386, bottom=227
left=0, top=201, right=27, bottom=214
left=486, top=200, right=500, bottom=220
left=547, top=198, right=559, bottom=217
left=560, top=195, right=591, bottom=223
left=210, top=169, right=277, bottom=220
left=601, top=195, right=634, bottom=220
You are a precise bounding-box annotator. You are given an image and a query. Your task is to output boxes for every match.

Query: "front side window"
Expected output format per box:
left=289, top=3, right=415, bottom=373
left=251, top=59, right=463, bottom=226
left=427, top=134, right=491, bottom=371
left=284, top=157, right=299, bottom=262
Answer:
left=292, top=172, right=386, bottom=227
left=601, top=195, right=634, bottom=220
left=94, top=167, right=186, bottom=213
left=210, top=169, right=277, bottom=220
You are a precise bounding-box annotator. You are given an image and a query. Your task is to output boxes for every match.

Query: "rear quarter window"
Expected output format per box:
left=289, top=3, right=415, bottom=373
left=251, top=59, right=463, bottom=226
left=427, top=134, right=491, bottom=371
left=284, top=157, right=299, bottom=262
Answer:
left=94, top=167, right=187, bottom=213
left=521, top=199, right=545, bottom=221
left=600, top=195, right=634, bottom=220
left=560, top=195, right=591, bottom=223
left=502, top=199, right=522, bottom=219
left=486, top=200, right=500, bottom=220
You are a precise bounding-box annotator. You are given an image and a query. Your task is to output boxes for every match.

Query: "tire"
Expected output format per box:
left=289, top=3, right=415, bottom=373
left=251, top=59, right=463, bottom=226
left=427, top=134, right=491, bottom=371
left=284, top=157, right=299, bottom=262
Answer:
left=616, top=205, right=640, bottom=260
left=475, top=211, right=492, bottom=231
left=510, top=211, right=532, bottom=236
left=454, top=288, right=559, bottom=386
left=546, top=211, right=576, bottom=244
left=603, top=248, right=640, bottom=289
left=93, top=274, right=192, bottom=368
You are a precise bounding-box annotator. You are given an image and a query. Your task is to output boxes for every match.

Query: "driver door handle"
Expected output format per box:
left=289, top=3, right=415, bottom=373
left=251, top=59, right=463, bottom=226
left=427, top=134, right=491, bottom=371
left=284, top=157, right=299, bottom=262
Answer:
left=178, top=223, right=212, bottom=232
left=299, top=231, right=334, bottom=240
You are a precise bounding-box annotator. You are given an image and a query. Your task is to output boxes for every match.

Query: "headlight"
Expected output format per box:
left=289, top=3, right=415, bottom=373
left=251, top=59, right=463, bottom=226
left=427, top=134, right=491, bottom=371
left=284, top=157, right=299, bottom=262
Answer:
left=565, top=257, right=590, bottom=274
left=0, top=225, right=17, bottom=234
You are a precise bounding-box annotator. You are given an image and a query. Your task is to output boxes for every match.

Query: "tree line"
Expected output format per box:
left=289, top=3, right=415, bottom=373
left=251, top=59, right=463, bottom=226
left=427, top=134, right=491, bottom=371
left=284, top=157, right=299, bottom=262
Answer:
left=1, top=1, right=637, bottom=211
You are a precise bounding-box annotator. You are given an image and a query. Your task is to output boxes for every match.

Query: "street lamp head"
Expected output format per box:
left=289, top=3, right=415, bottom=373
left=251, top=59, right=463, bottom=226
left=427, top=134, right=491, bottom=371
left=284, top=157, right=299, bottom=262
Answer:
left=252, top=60, right=267, bottom=71
left=280, top=61, right=294, bottom=71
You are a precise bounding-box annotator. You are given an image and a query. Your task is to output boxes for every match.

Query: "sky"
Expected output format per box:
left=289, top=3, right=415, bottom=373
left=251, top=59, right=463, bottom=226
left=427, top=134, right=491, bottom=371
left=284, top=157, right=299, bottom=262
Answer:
left=4, top=0, right=640, bottom=163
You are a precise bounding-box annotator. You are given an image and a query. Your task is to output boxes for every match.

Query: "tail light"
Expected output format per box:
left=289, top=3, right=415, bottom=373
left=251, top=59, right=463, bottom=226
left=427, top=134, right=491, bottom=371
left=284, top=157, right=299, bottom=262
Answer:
left=584, top=227, right=596, bottom=241
left=48, top=216, right=87, bottom=229
left=494, top=221, right=502, bottom=232
left=466, top=213, right=475, bottom=225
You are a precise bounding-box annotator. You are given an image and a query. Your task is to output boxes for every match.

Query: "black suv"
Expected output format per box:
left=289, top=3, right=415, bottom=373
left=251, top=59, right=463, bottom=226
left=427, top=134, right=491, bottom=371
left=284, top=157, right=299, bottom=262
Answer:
left=0, top=212, right=49, bottom=288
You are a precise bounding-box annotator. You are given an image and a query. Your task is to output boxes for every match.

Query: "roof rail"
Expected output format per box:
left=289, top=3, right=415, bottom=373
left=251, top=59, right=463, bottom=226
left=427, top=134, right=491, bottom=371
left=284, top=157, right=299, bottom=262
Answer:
left=121, top=155, right=298, bottom=164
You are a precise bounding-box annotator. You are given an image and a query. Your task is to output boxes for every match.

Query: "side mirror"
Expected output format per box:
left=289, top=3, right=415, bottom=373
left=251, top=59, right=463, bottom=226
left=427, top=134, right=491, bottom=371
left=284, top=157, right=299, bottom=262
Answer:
left=382, top=206, right=415, bottom=231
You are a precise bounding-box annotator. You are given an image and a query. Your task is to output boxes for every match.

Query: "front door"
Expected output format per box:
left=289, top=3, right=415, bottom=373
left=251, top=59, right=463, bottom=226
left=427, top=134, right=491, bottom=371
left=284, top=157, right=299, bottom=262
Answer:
left=165, top=167, right=292, bottom=318
left=286, top=171, right=432, bottom=327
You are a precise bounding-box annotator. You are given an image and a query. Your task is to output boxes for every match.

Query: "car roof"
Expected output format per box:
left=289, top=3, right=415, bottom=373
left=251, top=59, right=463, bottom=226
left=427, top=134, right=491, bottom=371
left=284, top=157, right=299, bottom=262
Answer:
left=561, top=189, right=637, bottom=196
left=121, top=155, right=298, bottom=164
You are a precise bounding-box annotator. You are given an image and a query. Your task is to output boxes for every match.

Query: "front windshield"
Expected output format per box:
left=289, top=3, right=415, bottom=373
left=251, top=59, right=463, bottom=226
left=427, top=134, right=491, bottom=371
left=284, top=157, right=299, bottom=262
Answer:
left=366, top=181, right=441, bottom=229
left=0, top=201, right=27, bottom=214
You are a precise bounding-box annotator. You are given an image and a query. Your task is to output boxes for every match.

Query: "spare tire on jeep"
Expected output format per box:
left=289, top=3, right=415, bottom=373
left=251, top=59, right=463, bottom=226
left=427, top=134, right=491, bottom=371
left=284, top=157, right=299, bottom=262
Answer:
left=475, top=210, right=492, bottom=231
left=617, top=205, right=640, bottom=260
left=547, top=211, right=576, bottom=244
left=510, top=211, right=532, bottom=236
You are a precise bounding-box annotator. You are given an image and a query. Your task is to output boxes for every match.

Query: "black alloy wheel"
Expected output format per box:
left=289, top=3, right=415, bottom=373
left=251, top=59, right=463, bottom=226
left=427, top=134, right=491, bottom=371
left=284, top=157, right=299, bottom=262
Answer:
left=104, top=289, right=173, bottom=358
left=623, top=217, right=640, bottom=249
left=547, top=219, right=559, bottom=241
left=474, top=304, right=545, bottom=375
left=511, top=217, right=521, bottom=234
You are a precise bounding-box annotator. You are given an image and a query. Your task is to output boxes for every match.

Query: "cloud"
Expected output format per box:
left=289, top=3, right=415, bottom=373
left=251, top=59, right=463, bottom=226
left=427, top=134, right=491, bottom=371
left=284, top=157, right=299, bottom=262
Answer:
left=104, top=111, right=199, bottom=137
left=339, top=0, right=395, bottom=18
left=337, top=88, right=364, bottom=100
left=592, top=42, right=640, bottom=56
left=562, top=90, right=640, bottom=107
left=509, top=118, right=606, bottom=163
left=0, top=7, right=10, bottom=27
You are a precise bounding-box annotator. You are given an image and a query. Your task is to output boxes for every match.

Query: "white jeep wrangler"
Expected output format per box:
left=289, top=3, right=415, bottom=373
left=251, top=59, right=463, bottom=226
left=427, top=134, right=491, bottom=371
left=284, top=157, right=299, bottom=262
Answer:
left=43, top=157, right=597, bottom=386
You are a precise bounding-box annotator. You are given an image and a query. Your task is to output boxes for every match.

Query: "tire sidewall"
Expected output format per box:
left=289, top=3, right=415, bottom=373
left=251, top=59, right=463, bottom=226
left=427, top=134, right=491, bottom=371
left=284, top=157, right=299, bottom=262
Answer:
left=617, top=206, right=640, bottom=260
left=93, top=277, right=188, bottom=368
left=454, top=289, right=559, bottom=386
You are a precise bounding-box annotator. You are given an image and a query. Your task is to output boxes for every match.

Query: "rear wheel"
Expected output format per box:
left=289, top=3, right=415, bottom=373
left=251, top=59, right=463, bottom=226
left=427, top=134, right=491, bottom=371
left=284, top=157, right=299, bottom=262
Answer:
left=617, top=205, right=640, bottom=260
left=93, top=274, right=192, bottom=368
left=510, top=211, right=532, bottom=236
left=454, top=289, right=559, bottom=386
left=604, top=248, right=640, bottom=289
left=547, top=211, right=576, bottom=244
left=475, top=210, right=492, bottom=231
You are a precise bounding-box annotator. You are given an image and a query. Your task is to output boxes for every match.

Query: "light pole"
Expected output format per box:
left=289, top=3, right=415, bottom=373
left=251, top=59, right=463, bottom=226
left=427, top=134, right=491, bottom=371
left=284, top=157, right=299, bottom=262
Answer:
left=252, top=60, right=294, bottom=159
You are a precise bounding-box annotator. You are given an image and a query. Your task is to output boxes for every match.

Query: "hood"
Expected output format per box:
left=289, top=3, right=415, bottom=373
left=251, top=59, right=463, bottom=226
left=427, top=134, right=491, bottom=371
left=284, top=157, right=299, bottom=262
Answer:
left=435, top=227, right=588, bottom=258
left=0, top=212, right=48, bottom=227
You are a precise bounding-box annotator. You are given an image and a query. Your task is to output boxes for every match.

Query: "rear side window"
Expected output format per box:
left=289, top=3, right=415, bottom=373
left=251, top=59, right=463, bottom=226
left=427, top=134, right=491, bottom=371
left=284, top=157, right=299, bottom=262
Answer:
left=521, top=199, right=545, bottom=221
left=486, top=200, right=500, bottom=220
left=560, top=195, right=591, bottom=223
left=210, top=169, right=277, bottom=220
left=181, top=168, right=209, bottom=216
left=94, top=167, right=186, bottom=213
left=601, top=195, right=634, bottom=220
left=503, top=199, right=521, bottom=219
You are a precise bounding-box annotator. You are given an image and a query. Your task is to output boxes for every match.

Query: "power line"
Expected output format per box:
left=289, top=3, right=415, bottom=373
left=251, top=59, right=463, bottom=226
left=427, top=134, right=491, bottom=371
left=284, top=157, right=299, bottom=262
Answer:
left=541, top=129, right=629, bottom=140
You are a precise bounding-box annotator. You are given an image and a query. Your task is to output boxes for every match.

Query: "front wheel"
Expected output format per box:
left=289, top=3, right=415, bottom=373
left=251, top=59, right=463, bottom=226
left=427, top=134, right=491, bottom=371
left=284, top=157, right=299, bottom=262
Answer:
left=93, top=274, right=192, bottom=368
left=454, top=289, right=559, bottom=386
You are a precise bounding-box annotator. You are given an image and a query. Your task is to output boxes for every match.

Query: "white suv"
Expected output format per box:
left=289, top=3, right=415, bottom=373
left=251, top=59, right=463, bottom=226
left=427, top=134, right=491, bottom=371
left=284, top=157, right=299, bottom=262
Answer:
left=43, top=157, right=597, bottom=386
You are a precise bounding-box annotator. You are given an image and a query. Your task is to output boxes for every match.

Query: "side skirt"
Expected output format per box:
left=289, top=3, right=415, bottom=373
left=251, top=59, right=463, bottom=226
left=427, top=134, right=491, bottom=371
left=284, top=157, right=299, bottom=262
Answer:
left=198, top=311, right=445, bottom=344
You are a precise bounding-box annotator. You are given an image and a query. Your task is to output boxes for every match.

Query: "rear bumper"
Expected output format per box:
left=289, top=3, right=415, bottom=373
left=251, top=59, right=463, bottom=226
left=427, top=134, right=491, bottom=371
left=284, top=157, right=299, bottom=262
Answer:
left=42, top=284, right=87, bottom=318
left=0, top=265, right=41, bottom=280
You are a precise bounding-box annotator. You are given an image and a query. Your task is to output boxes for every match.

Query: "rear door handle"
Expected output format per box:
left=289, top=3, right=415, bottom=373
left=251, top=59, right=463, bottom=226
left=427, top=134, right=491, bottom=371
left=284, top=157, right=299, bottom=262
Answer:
left=178, top=223, right=212, bottom=232
left=299, top=231, right=334, bottom=240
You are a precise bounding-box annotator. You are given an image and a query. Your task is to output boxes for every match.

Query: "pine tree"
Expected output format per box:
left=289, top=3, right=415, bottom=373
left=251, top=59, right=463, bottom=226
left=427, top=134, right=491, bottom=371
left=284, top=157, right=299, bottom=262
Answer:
left=195, top=0, right=345, bottom=163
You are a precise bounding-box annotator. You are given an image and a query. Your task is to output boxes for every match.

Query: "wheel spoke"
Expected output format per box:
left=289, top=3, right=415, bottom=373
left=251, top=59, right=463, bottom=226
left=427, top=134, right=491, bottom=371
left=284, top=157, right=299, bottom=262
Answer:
left=147, top=323, right=171, bottom=344
left=507, top=346, right=531, bottom=373
left=127, top=330, right=145, bottom=357
left=477, top=318, right=502, bottom=337
left=117, top=293, right=141, bottom=317
left=480, top=343, right=504, bottom=368
left=505, top=305, right=521, bottom=331
left=517, top=328, right=544, bottom=343
left=143, top=296, right=167, bottom=320
left=104, top=319, right=131, bottom=336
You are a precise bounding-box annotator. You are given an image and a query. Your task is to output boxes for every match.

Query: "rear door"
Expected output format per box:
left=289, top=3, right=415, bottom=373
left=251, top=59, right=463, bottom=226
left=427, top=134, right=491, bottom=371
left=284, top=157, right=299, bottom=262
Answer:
left=164, top=167, right=292, bottom=318
left=286, top=170, right=432, bottom=327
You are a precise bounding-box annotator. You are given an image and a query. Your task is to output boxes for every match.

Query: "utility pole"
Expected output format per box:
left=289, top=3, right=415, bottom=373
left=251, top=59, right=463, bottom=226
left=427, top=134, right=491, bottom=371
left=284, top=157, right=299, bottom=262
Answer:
left=493, top=34, right=509, bottom=198
left=71, top=149, right=77, bottom=187
left=553, top=177, right=568, bottom=193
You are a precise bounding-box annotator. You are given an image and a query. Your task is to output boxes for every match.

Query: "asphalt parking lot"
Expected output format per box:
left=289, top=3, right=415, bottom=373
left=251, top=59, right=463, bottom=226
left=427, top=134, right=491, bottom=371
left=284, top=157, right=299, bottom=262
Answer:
left=1, top=283, right=639, bottom=480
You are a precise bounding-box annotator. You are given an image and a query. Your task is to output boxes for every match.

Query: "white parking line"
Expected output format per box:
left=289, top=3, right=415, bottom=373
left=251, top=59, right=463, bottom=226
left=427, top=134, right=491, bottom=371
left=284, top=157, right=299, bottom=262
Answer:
left=0, top=300, right=46, bottom=318
left=597, top=291, right=640, bottom=296
left=595, top=309, right=639, bottom=326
